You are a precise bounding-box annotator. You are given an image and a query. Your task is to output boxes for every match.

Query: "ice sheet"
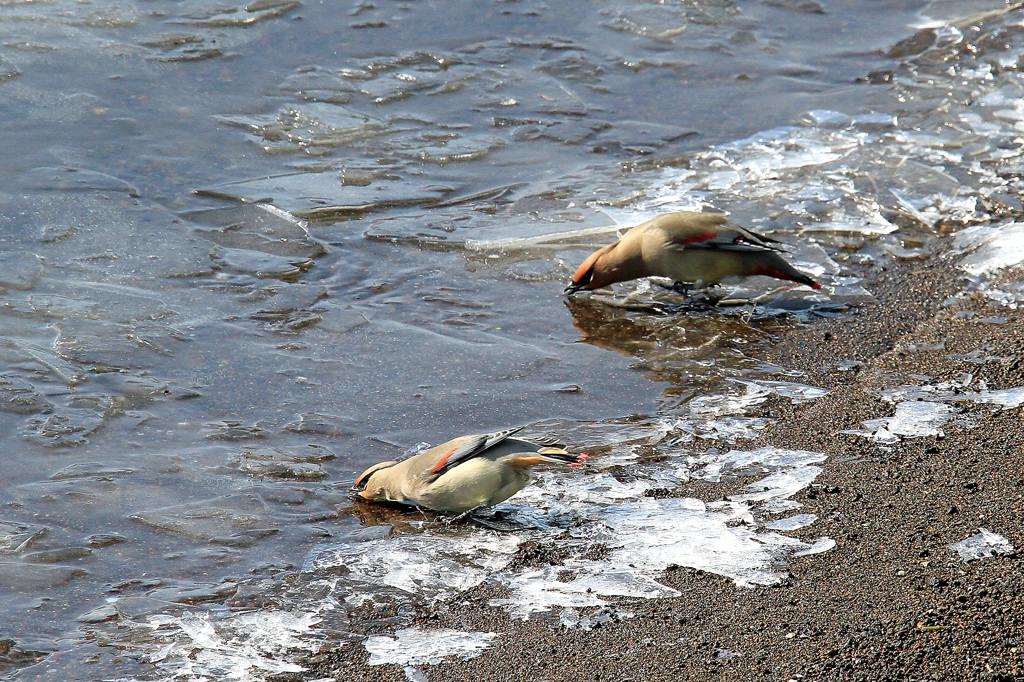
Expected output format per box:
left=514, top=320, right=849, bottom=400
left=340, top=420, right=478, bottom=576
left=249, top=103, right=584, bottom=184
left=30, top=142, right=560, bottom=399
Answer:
left=843, top=401, right=957, bottom=445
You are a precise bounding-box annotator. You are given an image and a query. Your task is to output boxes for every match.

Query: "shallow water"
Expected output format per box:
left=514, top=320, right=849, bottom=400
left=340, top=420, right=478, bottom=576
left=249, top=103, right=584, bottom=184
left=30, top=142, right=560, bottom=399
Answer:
left=2, top=0, right=1024, bottom=679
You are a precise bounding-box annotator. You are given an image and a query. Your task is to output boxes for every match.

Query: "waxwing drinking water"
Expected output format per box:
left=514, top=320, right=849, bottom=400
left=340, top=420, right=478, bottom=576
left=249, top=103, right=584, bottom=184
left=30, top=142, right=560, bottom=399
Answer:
left=564, top=212, right=821, bottom=295
left=353, top=427, right=588, bottom=514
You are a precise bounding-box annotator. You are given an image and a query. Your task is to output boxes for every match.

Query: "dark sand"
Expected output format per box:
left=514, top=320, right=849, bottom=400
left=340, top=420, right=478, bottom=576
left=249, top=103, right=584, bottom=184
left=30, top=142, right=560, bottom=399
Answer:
left=302, top=253, right=1024, bottom=681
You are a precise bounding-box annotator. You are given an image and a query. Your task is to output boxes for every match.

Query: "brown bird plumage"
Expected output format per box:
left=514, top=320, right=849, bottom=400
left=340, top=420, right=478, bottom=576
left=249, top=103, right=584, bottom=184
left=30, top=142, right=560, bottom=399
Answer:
left=565, top=212, right=821, bottom=294
left=353, top=427, right=588, bottom=514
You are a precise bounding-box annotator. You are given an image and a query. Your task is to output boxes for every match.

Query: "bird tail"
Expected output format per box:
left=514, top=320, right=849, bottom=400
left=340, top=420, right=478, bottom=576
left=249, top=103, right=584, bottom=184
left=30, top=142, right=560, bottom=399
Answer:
left=506, top=449, right=590, bottom=468
left=786, top=270, right=822, bottom=290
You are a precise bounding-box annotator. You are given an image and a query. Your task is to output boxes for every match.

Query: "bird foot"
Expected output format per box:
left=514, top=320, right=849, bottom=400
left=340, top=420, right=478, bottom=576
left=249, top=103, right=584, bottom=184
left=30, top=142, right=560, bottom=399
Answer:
left=658, top=282, right=731, bottom=311
left=656, top=280, right=694, bottom=297
left=465, top=512, right=523, bottom=532
left=670, top=281, right=692, bottom=297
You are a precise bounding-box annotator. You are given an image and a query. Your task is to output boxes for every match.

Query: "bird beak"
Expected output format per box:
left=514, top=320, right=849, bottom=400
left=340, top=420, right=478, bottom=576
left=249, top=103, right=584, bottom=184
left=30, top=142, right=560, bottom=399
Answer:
left=564, top=282, right=585, bottom=295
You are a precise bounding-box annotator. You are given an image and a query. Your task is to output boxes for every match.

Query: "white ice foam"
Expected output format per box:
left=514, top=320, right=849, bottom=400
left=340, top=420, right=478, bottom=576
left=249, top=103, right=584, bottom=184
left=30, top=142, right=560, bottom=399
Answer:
left=493, top=446, right=831, bottom=618
left=950, top=528, right=1015, bottom=562
left=364, top=627, right=496, bottom=666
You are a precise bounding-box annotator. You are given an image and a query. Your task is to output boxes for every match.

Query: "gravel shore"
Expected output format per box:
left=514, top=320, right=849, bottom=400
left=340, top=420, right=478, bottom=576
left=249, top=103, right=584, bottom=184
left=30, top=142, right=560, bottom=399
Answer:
left=303, top=251, right=1024, bottom=682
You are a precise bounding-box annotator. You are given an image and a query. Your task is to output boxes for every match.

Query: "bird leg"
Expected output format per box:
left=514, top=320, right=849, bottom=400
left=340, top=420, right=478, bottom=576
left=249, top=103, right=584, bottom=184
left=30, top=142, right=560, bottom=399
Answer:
left=449, top=505, right=487, bottom=524
left=659, top=280, right=733, bottom=312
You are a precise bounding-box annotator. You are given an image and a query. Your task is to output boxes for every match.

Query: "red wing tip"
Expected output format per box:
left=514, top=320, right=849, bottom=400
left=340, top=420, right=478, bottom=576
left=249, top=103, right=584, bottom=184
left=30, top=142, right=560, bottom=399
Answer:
left=430, top=445, right=460, bottom=474
left=681, top=230, right=718, bottom=246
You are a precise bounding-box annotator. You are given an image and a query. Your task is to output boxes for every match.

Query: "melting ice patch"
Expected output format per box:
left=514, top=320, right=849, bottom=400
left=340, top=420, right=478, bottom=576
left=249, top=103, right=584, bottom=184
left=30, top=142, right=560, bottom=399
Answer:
left=732, top=379, right=829, bottom=403
left=143, top=610, right=323, bottom=680
left=882, top=381, right=1024, bottom=409
left=953, top=222, right=1024, bottom=276
left=846, top=379, right=1024, bottom=444
left=681, top=384, right=771, bottom=442
left=672, top=379, right=827, bottom=443
left=364, top=627, right=496, bottom=666
left=305, top=532, right=521, bottom=604
left=843, top=401, right=958, bottom=444
left=950, top=528, right=1015, bottom=562
left=971, top=386, right=1024, bottom=409
left=697, top=446, right=825, bottom=503
left=491, top=447, right=831, bottom=619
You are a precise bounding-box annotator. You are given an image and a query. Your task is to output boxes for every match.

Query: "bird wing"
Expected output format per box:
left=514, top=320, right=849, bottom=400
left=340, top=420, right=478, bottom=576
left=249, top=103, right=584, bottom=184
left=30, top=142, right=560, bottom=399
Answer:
left=727, top=224, right=785, bottom=250
left=661, top=215, right=786, bottom=253
left=427, top=426, right=525, bottom=479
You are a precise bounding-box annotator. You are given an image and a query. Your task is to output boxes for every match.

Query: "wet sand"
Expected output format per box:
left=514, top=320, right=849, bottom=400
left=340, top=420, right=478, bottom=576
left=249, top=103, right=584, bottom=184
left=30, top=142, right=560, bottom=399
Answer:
left=302, top=253, right=1024, bottom=680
